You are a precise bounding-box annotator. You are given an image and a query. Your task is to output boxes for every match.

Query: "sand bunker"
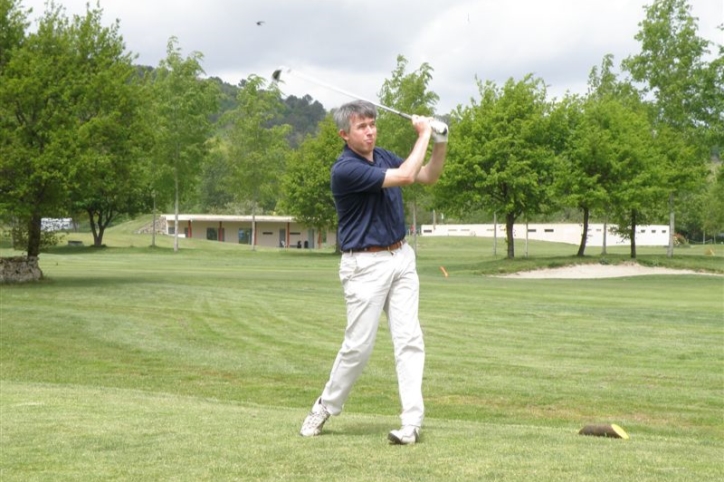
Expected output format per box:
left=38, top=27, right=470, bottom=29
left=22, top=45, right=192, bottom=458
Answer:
left=499, top=263, right=722, bottom=279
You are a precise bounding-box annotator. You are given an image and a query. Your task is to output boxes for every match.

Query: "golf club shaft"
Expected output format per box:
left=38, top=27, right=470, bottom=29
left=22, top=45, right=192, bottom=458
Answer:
left=273, top=66, right=412, bottom=121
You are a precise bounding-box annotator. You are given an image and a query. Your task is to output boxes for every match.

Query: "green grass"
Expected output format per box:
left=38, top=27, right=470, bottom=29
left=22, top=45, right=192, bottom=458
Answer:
left=2, top=218, right=723, bottom=481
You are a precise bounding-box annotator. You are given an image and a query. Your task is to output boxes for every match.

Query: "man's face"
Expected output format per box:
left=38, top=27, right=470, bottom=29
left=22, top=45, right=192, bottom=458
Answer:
left=340, top=114, right=376, bottom=158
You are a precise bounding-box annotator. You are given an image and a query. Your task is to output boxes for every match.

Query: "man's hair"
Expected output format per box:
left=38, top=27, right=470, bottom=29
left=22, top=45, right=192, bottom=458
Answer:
left=333, top=100, right=377, bottom=133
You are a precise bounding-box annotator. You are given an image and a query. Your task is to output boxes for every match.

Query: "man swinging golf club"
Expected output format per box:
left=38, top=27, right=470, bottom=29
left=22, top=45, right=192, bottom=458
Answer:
left=300, top=99, right=448, bottom=445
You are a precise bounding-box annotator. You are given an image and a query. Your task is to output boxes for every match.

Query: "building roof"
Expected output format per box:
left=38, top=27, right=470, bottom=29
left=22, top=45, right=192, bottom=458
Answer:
left=163, top=214, right=295, bottom=223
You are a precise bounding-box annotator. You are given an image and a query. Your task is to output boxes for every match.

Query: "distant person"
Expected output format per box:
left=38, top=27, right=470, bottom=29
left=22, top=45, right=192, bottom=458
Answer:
left=299, top=100, right=448, bottom=445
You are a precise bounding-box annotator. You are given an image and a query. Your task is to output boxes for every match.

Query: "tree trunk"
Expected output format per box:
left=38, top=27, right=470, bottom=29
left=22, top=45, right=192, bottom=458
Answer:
left=152, top=192, right=157, bottom=248
left=87, top=209, right=111, bottom=247
left=174, top=172, right=180, bottom=253
left=251, top=201, right=257, bottom=251
left=26, top=213, right=42, bottom=259
left=505, top=212, right=515, bottom=259
left=577, top=207, right=589, bottom=257
left=493, top=212, right=497, bottom=257
left=630, top=209, right=637, bottom=259
left=89, top=213, right=100, bottom=246
left=667, top=192, right=675, bottom=258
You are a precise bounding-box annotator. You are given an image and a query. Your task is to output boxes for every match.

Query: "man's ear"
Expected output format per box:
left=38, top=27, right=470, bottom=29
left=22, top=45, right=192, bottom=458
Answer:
left=338, top=129, right=348, bottom=141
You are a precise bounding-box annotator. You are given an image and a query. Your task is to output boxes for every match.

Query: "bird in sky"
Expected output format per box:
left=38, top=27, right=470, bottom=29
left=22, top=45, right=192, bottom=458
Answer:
left=256, top=21, right=265, bottom=26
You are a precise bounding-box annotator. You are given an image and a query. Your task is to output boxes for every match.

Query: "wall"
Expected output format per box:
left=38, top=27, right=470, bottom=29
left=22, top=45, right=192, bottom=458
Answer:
left=420, top=223, right=670, bottom=247
left=0, top=256, right=42, bottom=283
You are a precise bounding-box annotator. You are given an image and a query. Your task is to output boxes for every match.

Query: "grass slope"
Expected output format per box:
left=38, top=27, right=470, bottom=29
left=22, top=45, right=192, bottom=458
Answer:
left=2, top=219, right=722, bottom=481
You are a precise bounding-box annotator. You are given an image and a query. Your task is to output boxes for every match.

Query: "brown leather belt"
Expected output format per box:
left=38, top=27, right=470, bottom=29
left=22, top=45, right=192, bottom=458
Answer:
left=348, top=239, right=405, bottom=253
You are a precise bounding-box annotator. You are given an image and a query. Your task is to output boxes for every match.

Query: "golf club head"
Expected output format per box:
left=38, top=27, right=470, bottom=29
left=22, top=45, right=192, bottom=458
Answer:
left=271, top=66, right=289, bottom=82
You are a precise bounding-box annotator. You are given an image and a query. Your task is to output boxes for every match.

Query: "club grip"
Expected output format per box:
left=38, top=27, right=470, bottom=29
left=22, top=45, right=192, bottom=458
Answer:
left=430, top=120, right=448, bottom=136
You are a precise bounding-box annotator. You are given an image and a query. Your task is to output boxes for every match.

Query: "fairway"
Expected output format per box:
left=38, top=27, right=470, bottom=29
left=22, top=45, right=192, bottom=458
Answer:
left=2, top=223, right=723, bottom=481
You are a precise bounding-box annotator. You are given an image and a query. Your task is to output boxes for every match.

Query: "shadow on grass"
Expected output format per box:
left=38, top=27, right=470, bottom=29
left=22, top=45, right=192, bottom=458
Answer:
left=43, top=244, right=178, bottom=256
left=26, top=276, right=160, bottom=289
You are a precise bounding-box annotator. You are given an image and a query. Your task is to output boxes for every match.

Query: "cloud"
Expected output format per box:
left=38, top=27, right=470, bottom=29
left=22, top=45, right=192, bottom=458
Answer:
left=18, top=0, right=723, bottom=113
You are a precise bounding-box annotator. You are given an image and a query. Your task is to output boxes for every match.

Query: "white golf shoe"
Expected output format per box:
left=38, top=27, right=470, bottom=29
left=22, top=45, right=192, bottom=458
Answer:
left=387, top=425, right=420, bottom=445
left=300, top=397, right=330, bottom=437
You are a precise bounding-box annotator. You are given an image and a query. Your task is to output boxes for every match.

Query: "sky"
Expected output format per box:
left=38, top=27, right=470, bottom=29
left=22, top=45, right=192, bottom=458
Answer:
left=19, top=0, right=724, bottom=114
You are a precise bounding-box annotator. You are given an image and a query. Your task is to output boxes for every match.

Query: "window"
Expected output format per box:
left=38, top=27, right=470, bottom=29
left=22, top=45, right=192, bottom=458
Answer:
left=206, top=228, right=218, bottom=240
left=238, top=229, right=251, bottom=244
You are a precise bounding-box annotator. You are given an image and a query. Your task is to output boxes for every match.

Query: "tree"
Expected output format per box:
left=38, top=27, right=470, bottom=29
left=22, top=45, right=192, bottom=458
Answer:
left=434, top=75, right=559, bottom=258
left=699, top=32, right=724, bottom=154
left=557, top=55, right=647, bottom=256
left=65, top=5, right=153, bottom=247
left=623, top=0, right=714, bottom=257
left=0, top=2, right=120, bottom=257
left=701, top=164, right=724, bottom=241
left=0, top=0, right=27, bottom=70
left=280, top=115, right=340, bottom=249
left=197, top=141, right=236, bottom=212
left=0, top=0, right=28, bottom=220
left=222, top=75, right=290, bottom=250
left=1, top=2, right=89, bottom=258
left=377, top=55, right=440, bottom=250
left=151, top=37, right=219, bottom=252
left=605, top=99, right=664, bottom=259
left=279, top=94, right=326, bottom=148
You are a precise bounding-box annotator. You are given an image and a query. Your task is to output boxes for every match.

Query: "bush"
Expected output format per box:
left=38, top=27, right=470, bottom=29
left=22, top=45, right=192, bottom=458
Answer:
left=11, top=226, right=65, bottom=251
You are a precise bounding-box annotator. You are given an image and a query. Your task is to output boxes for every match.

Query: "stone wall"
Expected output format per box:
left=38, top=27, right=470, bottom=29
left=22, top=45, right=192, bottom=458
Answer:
left=0, top=256, right=43, bottom=284
left=135, top=216, right=167, bottom=235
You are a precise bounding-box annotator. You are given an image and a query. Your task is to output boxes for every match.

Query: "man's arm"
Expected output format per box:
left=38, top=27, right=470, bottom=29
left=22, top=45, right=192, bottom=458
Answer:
left=416, top=142, right=447, bottom=185
left=382, top=116, right=432, bottom=188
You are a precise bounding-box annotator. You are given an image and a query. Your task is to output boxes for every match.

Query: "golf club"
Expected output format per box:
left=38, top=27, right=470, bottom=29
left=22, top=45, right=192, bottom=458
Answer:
left=271, top=66, right=447, bottom=135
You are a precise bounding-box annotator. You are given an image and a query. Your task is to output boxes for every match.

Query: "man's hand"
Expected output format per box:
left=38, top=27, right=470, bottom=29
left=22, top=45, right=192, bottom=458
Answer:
left=430, top=120, right=448, bottom=144
left=412, top=115, right=433, bottom=138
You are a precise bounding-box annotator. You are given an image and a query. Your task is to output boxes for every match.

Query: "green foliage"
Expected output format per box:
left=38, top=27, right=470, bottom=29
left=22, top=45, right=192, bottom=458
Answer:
left=9, top=223, right=63, bottom=251
left=0, top=2, right=98, bottom=256
left=376, top=55, right=441, bottom=233
left=377, top=54, right=439, bottom=152
left=0, top=0, right=28, bottom=69
left=435, top=75, right=561, bottom=258
left=602, top=99, right=665, bottom=254
left=701, top=163, right=724, bottom=237
left=622, top=0, right=719, bottom=255
left=65, top=5, right=154, bottom=247
left=700, top=36, right=724, bottom=152
left=280, top=115, right=339, bottom=238
left=150, top=37, right=219, bottom=250
left=623, top=0, right=711, bottom=132
left=196, top=142, right=236, bottom=212
left=280, top=94, right=327, bottom=148
left=222, top=75, right=291, bottom=243
left=555, top=56, right=669, bottom=256
left=0, top=1, right=167, bottom=253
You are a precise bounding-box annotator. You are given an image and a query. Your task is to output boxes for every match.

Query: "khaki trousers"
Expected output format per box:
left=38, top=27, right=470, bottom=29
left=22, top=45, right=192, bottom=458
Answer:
left=320, top=242, right=425, bottom=427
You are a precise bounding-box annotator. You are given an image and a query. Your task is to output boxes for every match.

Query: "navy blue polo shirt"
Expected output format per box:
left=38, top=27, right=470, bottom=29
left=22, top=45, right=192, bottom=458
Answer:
left=331, top=145, right=406, bottom=251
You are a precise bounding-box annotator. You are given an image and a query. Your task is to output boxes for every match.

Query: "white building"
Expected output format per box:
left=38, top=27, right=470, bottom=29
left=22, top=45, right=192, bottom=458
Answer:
left=162, top=214, right=336, bottom=249
left=420, top=223, right=670, bottom=247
